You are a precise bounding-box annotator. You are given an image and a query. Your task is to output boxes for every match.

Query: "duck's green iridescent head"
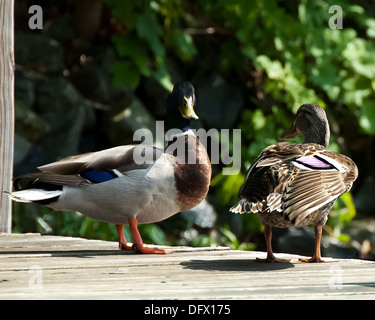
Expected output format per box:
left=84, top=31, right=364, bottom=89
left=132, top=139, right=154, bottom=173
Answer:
left=167, top=81, right=199, bottom=120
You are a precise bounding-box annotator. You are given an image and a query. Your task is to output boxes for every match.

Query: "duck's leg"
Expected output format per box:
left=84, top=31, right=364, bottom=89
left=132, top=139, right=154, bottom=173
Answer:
left=116, top=224, right=133, bottom=250
left=299, top=225, right=339, bottom=263
left=128, top=217, right=173, bottom=254
left=256, top=224, right=290, bottom=263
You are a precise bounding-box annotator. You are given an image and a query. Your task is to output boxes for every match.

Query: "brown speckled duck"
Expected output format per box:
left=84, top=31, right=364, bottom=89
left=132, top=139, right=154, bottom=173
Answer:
left=9, top=82, right=211, bottom=254
left=230, top=104, right=358, bottom=263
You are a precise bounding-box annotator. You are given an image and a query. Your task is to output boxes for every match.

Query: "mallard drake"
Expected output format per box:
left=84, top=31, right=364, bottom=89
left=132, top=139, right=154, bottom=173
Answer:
left=230, top=104, right=358, bottom=263
left=9, top=81, right=212, bottom=254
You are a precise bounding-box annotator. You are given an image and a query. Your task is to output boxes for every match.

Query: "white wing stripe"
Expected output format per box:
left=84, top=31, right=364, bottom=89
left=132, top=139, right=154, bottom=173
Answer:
left=314, top=153, right=346, bottom=172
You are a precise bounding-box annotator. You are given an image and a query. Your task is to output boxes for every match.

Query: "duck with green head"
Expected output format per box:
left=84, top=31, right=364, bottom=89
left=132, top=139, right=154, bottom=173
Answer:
left=10, top=82, right=211, bottom=254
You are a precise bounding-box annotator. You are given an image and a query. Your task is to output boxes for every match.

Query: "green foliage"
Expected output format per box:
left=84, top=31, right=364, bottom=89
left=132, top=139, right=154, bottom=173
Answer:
left=211, top=172, right=245, bottom=206
left=189, top=234, right=218, bottom=247
left=12, top=202, right=86, bottom=236
left=328, top=192, right=357, bottom=241
left=219, top=225, right=257, bottom=251
left=138, top=224, right=170, bottom=245
left=201, top=0, right=375, bottom=132
left=103, top=0, right=197, bottom=90
left=79, top=217, right=120, bottom=241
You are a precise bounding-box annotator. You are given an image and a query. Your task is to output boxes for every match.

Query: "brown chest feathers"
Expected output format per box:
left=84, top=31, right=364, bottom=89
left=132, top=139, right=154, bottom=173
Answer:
left=168, top=131, right=211, bottom=211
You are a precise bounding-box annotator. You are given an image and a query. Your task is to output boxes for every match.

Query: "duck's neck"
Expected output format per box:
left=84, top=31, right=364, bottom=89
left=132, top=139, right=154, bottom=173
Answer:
left=303, top=122, right=330, bottom=148
left=166, top=113, right=191, bottom=133
left=164, top=113, right=192, bottom=150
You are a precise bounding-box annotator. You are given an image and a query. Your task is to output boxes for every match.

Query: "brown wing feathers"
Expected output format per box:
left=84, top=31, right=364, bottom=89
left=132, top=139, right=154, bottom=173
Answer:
left=282, top=161, right=348, bottom=224
left=231, top=141, right=356, bottom=227
left=14, top=171, right=89, bottom=190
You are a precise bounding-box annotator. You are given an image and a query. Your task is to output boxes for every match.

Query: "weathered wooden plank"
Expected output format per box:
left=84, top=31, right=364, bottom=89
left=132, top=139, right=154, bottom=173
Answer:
left=0, top=234, right=374, bottom=300
left=0, top=0, right=15, bottom=233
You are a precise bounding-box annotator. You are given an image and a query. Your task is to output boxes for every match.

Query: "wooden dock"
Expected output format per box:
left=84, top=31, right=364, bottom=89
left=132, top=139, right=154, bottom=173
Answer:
left=1, top=233, right=374, bottom=300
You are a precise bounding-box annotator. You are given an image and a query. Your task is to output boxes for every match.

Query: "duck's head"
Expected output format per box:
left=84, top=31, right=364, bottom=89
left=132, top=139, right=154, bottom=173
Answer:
left=278, top=104, right=330, bottom=148
left=167, top=81, right=199, bottom=121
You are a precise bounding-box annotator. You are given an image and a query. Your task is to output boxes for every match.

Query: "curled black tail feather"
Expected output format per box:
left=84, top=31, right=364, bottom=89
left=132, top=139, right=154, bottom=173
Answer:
left=12, top=174, right=63, bottom=205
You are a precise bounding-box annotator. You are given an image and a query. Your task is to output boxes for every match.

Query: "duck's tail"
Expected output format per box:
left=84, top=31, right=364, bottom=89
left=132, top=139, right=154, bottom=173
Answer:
left=6, top=189, right=63, bottom=203
left=7, top=173, right=64, bottom=204
left=230, top=199, right=253, bottom=214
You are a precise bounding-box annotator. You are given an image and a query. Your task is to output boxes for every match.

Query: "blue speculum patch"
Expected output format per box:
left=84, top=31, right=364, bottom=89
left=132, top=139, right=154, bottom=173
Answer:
left=80, top=170, right=118, bottom=183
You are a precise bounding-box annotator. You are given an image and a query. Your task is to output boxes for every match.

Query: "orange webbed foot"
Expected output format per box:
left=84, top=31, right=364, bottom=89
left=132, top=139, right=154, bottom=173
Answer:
left=132, top=243, right=173, bottom=254
left=127, top=217, right=173, bottom=254
left=118, top=241, right=133, bottom=251
left=299, top=257, right=340, bottom=263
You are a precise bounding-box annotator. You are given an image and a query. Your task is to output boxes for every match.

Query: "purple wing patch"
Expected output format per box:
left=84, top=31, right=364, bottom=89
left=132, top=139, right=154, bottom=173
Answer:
left=295, top=155, right=335, bottom=170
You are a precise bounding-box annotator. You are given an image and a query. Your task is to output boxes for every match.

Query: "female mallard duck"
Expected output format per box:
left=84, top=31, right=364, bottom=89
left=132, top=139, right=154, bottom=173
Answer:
left=10, top=81, right=211, bottom=254
left=230, top=104, right=358, bottom=263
